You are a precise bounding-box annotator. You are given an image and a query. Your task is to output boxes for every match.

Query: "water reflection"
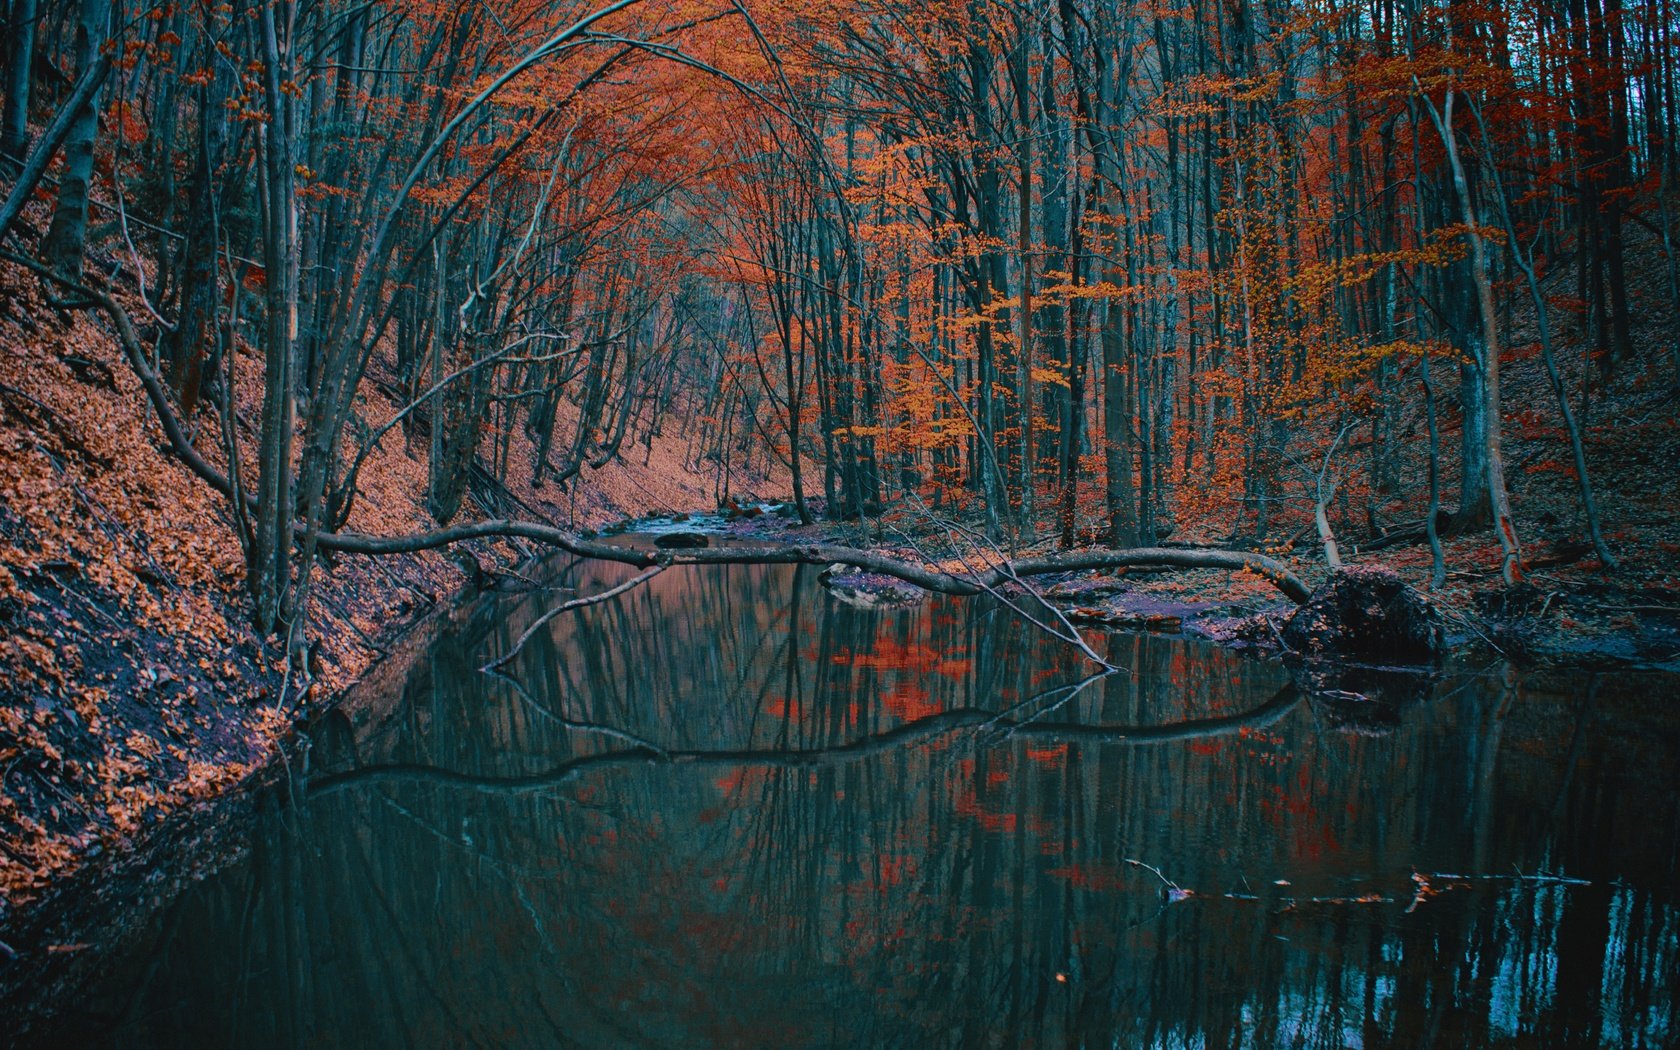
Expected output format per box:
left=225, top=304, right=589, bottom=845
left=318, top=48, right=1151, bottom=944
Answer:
left=38, top=559, right=1680, bottom=1048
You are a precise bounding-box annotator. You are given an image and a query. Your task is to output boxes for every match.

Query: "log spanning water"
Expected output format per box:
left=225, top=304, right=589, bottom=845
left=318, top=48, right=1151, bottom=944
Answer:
left=29, top=557, right=1680, bottom=1049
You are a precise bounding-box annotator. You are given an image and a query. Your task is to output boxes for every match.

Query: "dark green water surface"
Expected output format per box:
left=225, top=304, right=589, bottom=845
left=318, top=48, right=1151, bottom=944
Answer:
left=35, top=555, right=1680, bottom=1047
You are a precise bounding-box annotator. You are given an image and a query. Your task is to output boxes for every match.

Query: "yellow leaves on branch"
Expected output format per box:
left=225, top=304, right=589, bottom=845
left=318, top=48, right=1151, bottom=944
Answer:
left=1285, top=225, right=1483, bottom=307
left=1030, top=365, right=1070, bottom=390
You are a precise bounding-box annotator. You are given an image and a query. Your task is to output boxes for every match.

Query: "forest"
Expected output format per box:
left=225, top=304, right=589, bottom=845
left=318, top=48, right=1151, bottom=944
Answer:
left=2, top=0, right=1679, bottom=1043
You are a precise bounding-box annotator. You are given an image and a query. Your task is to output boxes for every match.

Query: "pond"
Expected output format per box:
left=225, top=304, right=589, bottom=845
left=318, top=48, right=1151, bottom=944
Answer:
left=28, top=552, right=1680, bottom=1047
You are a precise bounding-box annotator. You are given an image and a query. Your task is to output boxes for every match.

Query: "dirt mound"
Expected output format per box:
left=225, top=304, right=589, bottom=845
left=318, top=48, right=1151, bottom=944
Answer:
left=1282, top=565, right=1443, bottom=664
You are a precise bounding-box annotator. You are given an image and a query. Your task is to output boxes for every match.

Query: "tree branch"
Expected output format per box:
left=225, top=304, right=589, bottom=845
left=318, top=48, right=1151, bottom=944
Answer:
left=2, top=251, right=238, bottom=501
left=482, top=565, right=664, bottom=672
left=317, top=521, right=1312, bottom=603
left=308, top=682, right=1301, bottom=797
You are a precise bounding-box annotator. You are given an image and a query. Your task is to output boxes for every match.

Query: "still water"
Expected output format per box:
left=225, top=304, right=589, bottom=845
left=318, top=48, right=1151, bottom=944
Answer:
left=37, top=555, right=1680, bottom=1047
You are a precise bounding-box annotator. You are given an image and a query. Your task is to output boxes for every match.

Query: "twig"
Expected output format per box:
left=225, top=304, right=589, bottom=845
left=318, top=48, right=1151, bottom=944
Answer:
left=481, top=565, right=664, bottom=672
left=1589, top=603, right=1680, bottom=615
left=483, top=665, right=670, bottom=757
left=1124, top=858, right=1192, bottom=901
left=111, top=155, right=172, bottom=336
left=887, top=491, right=1122, bottom=672
left=988, top=669, right=1114, bottom=735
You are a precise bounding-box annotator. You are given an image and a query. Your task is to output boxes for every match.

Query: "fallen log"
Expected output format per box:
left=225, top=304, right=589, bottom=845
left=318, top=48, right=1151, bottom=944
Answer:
left=317, top=521, right=1313, bottom=604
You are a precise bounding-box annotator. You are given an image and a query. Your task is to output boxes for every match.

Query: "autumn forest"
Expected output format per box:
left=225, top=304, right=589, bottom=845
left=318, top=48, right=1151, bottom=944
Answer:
left=2, top=0, right=1679, bottom=1043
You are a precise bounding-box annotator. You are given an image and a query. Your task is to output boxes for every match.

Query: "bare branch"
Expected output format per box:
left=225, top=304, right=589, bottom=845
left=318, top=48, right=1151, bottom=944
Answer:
left=308, top=682, right=1302, bottom=798
left=482, top=565, right=664, bottom=672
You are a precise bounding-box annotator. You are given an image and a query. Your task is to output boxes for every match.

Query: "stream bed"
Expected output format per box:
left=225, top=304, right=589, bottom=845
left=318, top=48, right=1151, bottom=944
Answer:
left=26, top=552, right=1680, bottom=1047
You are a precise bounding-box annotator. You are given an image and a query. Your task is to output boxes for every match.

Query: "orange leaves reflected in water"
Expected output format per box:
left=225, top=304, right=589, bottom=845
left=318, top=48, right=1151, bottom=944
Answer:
left=831, top=638, right=971, bottom=680
left=1025, top=743, right=1068, bottom=767
left=881, top=682, right=938, bottom=722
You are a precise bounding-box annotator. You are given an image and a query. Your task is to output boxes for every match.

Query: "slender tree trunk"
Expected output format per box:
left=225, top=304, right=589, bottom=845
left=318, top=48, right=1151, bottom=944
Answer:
left=1420, top=355, right=1447, bottom=590
left=1010, top=20, right=1036, bottom=543
left=251, top=0, right=299, bottom=633
left=1429, top=88, right=1523, bottom=583
left=1101, top=296, right=1137, bottom=546
left=167, top=47, right=230, bottom=416
left=0, top=45, right=109, bottom=248
left=38, top=0, right=110, bottom=277
left=1, top=0, right=38, bottom=172
left=1470, top=101, right=1616, bottom=568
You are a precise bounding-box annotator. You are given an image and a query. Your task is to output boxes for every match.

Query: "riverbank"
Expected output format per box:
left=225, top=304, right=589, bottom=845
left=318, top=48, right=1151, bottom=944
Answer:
left=623, top=502, right=1680, bottom=671
left=0, top=253, right=790, bottom=934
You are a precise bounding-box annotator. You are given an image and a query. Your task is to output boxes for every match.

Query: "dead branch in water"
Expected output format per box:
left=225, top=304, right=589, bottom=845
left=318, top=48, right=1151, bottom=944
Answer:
left=308, top=683, right=1303, bottom=798
left=321, top=525, right=1314, bottom=603
left=481, top=565, right=665, bottom=672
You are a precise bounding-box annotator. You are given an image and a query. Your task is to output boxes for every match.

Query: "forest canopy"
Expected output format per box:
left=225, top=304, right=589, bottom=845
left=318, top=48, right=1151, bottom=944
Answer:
left=1, top=0, right=1675, bottom=647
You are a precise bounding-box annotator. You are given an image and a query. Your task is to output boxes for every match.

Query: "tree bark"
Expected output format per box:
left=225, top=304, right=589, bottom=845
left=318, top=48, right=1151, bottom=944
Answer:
left=0, top=49, right=109, bottom=248
left=1426, top=86, right=1523, bottom=583
left=37, top=0, right=110, bottom=278
left=1, top=0, right=38, bottom=172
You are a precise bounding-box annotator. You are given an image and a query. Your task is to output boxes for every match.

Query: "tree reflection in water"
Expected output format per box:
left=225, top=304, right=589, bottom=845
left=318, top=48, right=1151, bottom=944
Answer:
left=45, top=560, right=1680, bottom=1048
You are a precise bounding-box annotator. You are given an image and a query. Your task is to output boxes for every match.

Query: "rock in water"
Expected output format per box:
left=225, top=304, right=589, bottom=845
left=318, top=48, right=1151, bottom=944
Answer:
left=818, top=563, right=926, bottom=609
left=1282, top=565, right=1442, bottom=663
left=654, top=531, right=709, bottom=549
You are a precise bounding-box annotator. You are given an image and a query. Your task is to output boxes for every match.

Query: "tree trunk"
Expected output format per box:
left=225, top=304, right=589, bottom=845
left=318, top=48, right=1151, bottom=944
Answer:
left=250, top=0, right=299, bottom=633
left=167, top=54, right=230, bottom=417
left=1101, top=296, right=1138, bottom=546
left=1, top=0, right=38, bottom=172
left=38, top=0, right=110, bottom=278
left=1429, top=88, right=1522, bottom=583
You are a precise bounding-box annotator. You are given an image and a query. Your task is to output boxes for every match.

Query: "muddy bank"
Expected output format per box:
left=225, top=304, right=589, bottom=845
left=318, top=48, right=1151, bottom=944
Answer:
left=1037, top=567, right=1680, bottom=671
left=0, top=555, right=525, bottom=1034
left=610, top=503, right=1680, bottom=672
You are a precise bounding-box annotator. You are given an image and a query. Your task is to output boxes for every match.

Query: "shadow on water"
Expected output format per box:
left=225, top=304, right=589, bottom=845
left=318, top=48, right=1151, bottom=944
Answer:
left=30, top=557, right=1680, bottom=1048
